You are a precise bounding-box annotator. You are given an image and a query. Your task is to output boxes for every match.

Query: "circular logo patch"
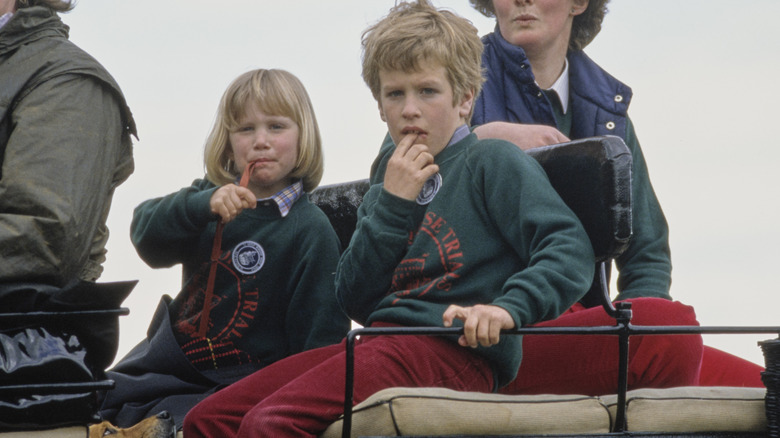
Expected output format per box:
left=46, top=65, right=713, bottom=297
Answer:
left=416, top=172, right=442, bottom=205
left=232, top=241, right=265, bottom=275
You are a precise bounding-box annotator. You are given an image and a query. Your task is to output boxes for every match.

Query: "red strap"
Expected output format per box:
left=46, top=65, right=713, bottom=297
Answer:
left=197, top=162, right=258, bottom=337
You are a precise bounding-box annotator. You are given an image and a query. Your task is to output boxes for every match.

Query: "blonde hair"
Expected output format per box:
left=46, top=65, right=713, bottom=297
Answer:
left=204, top=69, right=324, bottom=192
left=361, top=0, right=484, bottom=116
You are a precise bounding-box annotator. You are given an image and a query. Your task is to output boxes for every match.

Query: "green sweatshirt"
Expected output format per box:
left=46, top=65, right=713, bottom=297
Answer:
left=369, top=119, right=672, bottom=302
left=131, top=178, right=350, bottom=372
left=337, top=134, right=594, bottom=386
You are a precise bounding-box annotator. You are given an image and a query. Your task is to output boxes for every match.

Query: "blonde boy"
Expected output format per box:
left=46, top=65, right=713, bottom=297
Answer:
left=184, top=2, right=594, bottom=437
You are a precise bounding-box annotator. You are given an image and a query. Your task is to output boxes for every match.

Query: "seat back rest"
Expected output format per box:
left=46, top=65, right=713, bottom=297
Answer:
left=310, top=135, right=632, bottom=266
left=524, top=135, right=632, bottom=263
left=309, top=179, right=370, bottom=253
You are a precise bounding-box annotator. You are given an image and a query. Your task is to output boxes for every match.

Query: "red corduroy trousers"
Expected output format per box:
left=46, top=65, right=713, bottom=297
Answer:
left=500, top=297, right=763, bottom=396
left=183, top=323, right=494, bottom=438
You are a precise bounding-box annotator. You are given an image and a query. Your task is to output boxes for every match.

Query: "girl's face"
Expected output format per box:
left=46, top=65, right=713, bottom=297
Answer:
left=229, top=103, right=299, bottom=199
left=492, top=0, right=585, bottom=56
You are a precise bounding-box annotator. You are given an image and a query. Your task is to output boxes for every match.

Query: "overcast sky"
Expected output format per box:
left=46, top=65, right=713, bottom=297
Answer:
left=61, top=1, right=780, bottom=366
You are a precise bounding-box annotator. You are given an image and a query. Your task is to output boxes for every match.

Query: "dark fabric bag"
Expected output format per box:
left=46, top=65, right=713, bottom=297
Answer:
left=0, top=280, right=135, bottom=429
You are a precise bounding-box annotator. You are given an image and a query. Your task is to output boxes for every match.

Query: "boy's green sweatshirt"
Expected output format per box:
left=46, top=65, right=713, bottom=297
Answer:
left=336, top=134, right=595, bottom=386
left=371, top=120, right=671, bottom=301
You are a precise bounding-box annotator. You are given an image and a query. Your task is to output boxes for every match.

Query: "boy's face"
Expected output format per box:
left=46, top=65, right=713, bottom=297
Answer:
left=378, top=60, right=473, bottom=157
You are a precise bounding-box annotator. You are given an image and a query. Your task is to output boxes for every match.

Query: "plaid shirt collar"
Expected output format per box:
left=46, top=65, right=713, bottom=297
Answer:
left=257, top=180, right=303, bottom=217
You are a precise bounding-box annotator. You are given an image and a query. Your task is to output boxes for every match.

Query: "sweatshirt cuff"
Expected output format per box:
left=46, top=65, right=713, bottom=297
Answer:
left=187, top=186, right=220, bottom=227
left=375, top=188, right=426, bottom=232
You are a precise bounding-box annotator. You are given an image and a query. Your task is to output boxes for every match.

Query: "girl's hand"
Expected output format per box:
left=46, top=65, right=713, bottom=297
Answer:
left=442, top=304, right=516, bottom=348
left=383, top=133, right=439, bottom=201
left=210, top=184, right=257, bottom=223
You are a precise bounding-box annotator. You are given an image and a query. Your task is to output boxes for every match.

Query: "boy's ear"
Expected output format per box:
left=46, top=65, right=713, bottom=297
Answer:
left=458, top=88, right=475, bottom=120
left=378, top=102, right=387, bottom=122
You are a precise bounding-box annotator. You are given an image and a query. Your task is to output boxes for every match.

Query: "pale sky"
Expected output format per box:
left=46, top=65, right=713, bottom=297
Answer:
left=61, top=1, right=780, bottom=366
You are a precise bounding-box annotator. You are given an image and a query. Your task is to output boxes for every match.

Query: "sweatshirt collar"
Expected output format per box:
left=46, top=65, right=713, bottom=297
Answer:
left=446, top=124, right=470, bottom=147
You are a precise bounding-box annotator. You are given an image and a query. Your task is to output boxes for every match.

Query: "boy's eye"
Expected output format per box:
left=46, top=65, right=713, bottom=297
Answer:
left=386, top=90, right=403, bottom=99
left=420, top=87, right=437, bottom=95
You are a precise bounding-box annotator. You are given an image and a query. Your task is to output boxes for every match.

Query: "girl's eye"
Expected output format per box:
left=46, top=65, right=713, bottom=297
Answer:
left=236, top=125, right=253, bottom=133
left=269, top=123, right=286, bottom=130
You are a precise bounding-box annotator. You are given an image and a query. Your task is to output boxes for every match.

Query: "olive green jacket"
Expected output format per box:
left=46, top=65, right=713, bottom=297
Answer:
left=0, top=7, right=136, bottom=286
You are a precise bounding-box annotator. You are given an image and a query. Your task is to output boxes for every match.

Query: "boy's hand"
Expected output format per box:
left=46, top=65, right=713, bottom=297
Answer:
left=210, top=184, right=257, bottom=223
left=384, top=133, right=439, bottom=201
left=442, top=304, right=515, bottom=348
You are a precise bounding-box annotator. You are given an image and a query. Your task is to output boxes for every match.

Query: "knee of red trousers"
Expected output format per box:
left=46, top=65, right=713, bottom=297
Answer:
left=236, top=405, right=300, bottom=438
left=614, top=298, right=704, bottom=389
left=183, top=391, right=244, bottom=438
left=501, top=298, right=704, bottom=395
left=183, top=399, right=217, bottom=438
left=627, top=330, right=703, bottom=389
left=622, top=297, right=699, bottom=326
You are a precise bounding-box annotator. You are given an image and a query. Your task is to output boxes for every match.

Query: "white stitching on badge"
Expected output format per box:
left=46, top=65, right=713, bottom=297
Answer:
left=232, top=241, right=265, bottom=275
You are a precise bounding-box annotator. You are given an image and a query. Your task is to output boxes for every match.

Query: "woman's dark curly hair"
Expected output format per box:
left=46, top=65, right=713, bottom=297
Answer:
left=469, top=0, right=609, bottom=51
left=15, top=0, right=75, bottom=12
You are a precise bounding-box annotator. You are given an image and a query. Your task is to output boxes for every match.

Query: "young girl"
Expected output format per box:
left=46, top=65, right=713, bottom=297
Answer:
left=99, top=69, right=350, bottom=430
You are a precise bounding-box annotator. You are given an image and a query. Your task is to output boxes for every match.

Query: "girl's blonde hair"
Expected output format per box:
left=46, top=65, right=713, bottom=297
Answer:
left=204, top=69, right=324, bottom=192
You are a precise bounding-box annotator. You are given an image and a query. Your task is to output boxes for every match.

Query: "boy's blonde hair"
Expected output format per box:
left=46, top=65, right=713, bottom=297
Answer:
left=204, top=69, right=324, bottom=192
left=361, top=0, right=484, bottom=116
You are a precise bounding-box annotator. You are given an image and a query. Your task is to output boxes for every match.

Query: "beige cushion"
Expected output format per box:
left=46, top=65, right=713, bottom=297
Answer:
left=321, top=387, right=611, bottom=437
left=602, top=386, right=767, bottom=432
left=0, top=426, right=86, bottom=438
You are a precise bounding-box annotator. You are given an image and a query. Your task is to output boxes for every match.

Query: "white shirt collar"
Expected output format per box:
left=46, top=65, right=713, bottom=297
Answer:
left=545, top=57, right=570, bottom=114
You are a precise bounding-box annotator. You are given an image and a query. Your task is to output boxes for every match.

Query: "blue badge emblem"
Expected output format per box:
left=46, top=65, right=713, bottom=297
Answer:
left=416, top=172, right=442, bottom=205
left=232, top=241, right=265, bottom=275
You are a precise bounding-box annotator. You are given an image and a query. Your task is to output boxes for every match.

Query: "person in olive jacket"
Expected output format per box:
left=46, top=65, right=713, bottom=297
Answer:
left=0, top=0, right=136, bottom=288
